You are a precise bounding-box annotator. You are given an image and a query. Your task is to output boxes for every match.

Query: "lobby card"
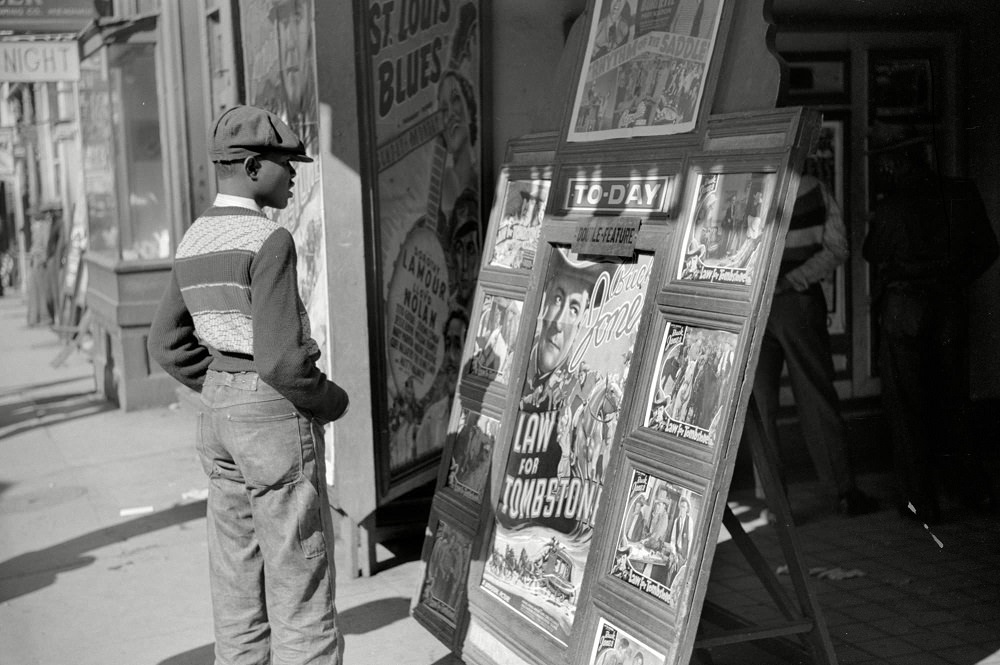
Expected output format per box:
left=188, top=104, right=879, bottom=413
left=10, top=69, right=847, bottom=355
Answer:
left=609, top=469, right=701, bottom=608
left=489, top=178, right=552, bottom=271
left=677, top=171, right=777, bottom=287
left=588, top=617, right=665, bottom=665
left=644, top=321, right=739, bottom=446
left=419, top=520, right=473, bottom=625
left=468, top=293, right=523, bottom=384
left=445, top=407, right=499, bottom=504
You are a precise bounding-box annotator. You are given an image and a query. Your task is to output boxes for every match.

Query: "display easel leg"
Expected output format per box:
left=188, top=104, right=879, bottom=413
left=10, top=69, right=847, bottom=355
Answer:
left=694, top=396, right=838, bottom=664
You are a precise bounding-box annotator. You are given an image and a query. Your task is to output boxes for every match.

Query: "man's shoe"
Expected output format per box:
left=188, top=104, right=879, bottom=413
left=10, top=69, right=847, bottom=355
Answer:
left=839, top=489, right=880, bottom=517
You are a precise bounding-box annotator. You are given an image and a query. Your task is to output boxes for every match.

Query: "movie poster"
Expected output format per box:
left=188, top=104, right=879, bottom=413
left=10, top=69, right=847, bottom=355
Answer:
left=469, top=294, right=523, bottom=384
left=645, top=322, right=738, bottom=446
left=420, top=520, right=473, bottom=624
left=481, top=248, right=653, bottom=643
left=367, top=0, right=485, bottom=478
left=489, top=178, right=552, bottom=271
left=676, top=172, right=777, bottom=287
left=587, top=618, right=665, bottom=665
left=568, top=0, right=725, bottom=142
left=610, top=470, right=701, bottom=608
left=446, top=407, right=498, bottom=503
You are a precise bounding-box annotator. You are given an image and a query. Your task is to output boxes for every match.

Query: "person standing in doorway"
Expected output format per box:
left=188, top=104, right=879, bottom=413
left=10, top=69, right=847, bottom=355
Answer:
left=148, top=105, right=349, bottom=664
left=863, top=129, right=998, bottom=523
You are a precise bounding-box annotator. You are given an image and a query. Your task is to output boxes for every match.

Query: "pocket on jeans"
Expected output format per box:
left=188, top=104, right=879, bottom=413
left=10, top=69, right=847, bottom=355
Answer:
left=296, top=480, right=327, bottom=559
left=226, top=410, right=305, bottom=488
left=195, top=412, right=214, bottom=477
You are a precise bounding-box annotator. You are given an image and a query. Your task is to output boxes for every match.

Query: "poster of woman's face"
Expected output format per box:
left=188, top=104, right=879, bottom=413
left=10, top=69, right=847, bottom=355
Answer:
left=610, top=469, right=701, bottom=608
left=588, top=617, right=664, bottom=665
left=419, top=520, right=472, bottom=623
left=644, top=321, right=738, bottom=446
left=446, top=407, right=498, bottom=503
left=468, top=294, right=523, bottom=384
left=489, top=178, right=552, bottom=271
left=676, top=172, right=777, bottom=287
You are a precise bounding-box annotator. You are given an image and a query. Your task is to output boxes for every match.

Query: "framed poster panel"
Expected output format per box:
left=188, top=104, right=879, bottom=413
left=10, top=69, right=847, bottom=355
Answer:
left=566, top=0, right=727, bottom=143
left=356, top=0, right=487, bottom=497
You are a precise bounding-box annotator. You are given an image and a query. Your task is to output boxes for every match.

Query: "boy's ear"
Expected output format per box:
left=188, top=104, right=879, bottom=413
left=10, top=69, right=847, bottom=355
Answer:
left=244, top=155, right=260, bottom=178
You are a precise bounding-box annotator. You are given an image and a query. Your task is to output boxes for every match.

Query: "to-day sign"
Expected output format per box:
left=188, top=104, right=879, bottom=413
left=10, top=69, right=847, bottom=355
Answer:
left=565, top=176, right=675, bottom=213
left=0, top=40, right=80, bottom=82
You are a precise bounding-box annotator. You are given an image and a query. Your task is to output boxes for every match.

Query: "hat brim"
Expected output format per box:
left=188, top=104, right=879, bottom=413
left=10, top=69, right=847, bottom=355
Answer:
left=548, top=249, right=610, bottom=308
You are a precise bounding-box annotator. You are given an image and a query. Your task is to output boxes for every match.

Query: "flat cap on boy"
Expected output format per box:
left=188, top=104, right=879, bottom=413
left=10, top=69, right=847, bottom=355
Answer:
left=209, top=105, right=313, bottom=163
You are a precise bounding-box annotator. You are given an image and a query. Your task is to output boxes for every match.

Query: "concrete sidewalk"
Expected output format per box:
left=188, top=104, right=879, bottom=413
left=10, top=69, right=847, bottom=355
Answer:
left=1, top=290, right=998, bottom=665
left=0, top=293, right=454, bottom=665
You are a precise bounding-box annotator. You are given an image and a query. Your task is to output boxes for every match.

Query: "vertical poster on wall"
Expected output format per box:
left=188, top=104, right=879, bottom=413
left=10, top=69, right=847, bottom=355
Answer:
left=481, top=247, right=652, bottom=644
left=364, top=0, right=485, bottom=483
left=567, top=0, right=725, bottom=142
left=239, top=0, right=331, bottom=378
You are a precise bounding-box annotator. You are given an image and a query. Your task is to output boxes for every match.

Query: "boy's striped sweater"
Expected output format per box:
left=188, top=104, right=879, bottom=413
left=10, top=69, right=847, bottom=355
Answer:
left=148, top=206, right=348, bottom=423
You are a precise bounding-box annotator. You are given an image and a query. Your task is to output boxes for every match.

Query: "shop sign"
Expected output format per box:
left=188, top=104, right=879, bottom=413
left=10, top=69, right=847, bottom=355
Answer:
left=0, top=0, right=97, bottom=34
left=0, top=40, right=80, bottom=82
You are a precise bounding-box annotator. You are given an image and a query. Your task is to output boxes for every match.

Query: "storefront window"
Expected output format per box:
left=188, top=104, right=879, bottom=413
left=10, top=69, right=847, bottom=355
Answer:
left=79, top=39, right=169, bottom=261
left=79, top=48, right=119, bottom=256
left=110, top=42, right=169, bottom=260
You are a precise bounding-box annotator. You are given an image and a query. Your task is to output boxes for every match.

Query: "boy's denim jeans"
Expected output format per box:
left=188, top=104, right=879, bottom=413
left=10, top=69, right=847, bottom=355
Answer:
left=198, top=370, right=342, bottom=665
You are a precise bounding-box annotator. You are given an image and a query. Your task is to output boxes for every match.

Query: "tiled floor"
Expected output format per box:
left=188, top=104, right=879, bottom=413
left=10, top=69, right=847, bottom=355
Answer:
left=700, top=480, right=1000, bottom=665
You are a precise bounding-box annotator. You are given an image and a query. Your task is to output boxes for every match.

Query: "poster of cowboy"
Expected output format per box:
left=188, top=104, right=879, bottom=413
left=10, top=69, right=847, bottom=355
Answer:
left=610, top=469, right=701, bottom=608
left=676, top=172, right=777, bottom=287
left=481, top=248, right=652, bottom=643
left=568, top=0, right=725, bottom=142
left=645, top=321, right=738, bottom=446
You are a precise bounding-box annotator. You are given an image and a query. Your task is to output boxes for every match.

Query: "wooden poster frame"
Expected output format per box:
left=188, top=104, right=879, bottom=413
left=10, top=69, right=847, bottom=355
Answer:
left=415, top=106, right=821, bottom=665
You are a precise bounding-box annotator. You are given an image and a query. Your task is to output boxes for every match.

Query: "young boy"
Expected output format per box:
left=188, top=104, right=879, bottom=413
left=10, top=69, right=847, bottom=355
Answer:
left=148, top=105, right=348, bottom=664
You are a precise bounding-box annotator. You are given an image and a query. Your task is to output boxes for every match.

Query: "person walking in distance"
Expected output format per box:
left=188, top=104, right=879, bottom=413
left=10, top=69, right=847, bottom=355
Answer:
left=148, top=105, right=349, bottom=664
left=750, top=165, right=879, bottom=518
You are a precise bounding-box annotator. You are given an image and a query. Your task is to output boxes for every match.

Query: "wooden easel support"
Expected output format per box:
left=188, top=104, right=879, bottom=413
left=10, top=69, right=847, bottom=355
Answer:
left=693, top=396, right=838, bottom=664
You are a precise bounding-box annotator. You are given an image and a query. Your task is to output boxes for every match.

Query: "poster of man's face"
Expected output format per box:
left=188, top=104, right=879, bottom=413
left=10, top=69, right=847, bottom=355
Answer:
left=482, top=249, right=653, bottom=644
left=644, top=322, right=738, bottom=446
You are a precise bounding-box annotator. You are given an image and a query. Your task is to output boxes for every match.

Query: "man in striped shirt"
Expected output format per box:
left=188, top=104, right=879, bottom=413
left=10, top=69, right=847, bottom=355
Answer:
left=750, top=168, right=879, bottom=519
left=149, top=105, right=348, bottom=664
